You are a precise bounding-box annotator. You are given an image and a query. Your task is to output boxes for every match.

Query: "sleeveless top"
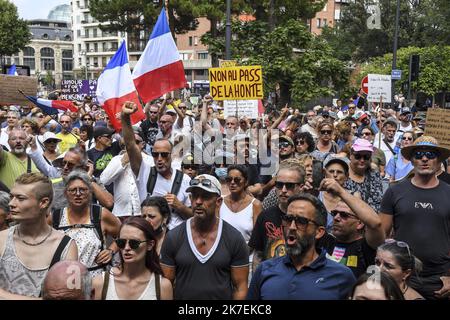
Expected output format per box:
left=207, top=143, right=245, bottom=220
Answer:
left=58, top=208, right=103, bottom=277
left=219, top=197, right=255, bottom=243
left=0, top=226, right=71, bottom=297
left=105, top=273, right=157, bottom=300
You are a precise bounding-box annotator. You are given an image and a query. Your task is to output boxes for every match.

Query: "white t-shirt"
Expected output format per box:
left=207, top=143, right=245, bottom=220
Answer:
left=136, top=161, right=191, bottom=230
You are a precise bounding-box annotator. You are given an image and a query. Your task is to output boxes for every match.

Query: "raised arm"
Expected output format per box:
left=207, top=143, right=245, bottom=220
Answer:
left=120, top=102, right=142, bottom=177
left=270, top=105, right=289, bottom=130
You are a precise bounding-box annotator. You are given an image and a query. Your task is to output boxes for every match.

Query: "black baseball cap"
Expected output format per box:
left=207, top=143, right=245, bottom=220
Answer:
left=93, top=126, right=115, bottom=139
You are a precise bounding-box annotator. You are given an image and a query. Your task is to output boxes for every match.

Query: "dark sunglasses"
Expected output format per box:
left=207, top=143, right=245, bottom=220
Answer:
left=353, top=153, right=371, bottom=161
left=275, top=181, right=300, bottom=190
left=183, top=164, right=198, bottom=170
left=279, top=142, right=291, bottom=148
left=225, top=176, right=242, bottom=184
left=115, top=238, right=147, bottom=250
left=401, top=136, right=413, bottom=141
left=281, top=214, right=319, bottom=228
left=151, top=152, right=170, bottom=158
left=330, top=210, right=357, bottom=220
left=45, top=139, right=59, bottom=144
left=82, top=118, right=93, bottom=121
left=320, top=130, right=332, bottom=135
left=296, top=140, right=305, bottom=145
left=362, top=131, right=372, bottom=136
left=413, top=151, right=439, bottom=160
left=149, top=111, right=159, bottom=114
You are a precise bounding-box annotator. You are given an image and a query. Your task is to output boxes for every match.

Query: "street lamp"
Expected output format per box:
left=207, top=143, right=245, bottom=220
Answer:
left=391, top=0, right=400, bottom=106
left=225, top=0, right=231, bottom=60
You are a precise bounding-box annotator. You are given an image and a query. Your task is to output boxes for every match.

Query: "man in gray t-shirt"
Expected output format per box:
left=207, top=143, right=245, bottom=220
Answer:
left=160, top=174, right=249, bottom=300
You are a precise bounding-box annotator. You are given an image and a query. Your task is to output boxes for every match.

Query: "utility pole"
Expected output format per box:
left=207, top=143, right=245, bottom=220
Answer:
left=391, top=0, right=400, bottom=106
left=225, top=0, right=231, bottom=60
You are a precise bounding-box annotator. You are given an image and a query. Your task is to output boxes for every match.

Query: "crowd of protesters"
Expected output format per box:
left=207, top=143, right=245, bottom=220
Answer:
left=0, top=90, right=449, bottom=301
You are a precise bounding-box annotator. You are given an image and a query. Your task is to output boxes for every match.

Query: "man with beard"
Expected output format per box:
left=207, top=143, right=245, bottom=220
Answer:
left=0, top=129, right=39, bottom=189
left=160, top=174, right=249, bottom=299
left=278, top=136, right=295, bottom=161
left=317, top=177, right=385, bottom=278
left=121, top=102, right=191, bottom=230
left=247, top=193, right=356, bottom=300
left=56, top=114, right=79, bottom=154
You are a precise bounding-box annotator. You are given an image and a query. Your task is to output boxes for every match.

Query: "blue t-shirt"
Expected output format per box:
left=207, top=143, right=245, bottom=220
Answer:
left=247, top=249, right=356, bottom=300
left=385, top=153, right=414, bottom=181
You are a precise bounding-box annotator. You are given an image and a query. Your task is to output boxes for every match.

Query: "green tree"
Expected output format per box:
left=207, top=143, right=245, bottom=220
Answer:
left=0, top=0, right=30, bottom=59
left=358, top=46, right=450, bottom=97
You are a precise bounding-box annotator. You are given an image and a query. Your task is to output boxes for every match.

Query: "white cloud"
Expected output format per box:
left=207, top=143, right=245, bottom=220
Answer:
left=10, top=0, right=70, bottom=20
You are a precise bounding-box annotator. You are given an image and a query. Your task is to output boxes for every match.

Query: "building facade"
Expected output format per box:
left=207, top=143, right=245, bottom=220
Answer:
left=309, top=0, right=352, bottom=35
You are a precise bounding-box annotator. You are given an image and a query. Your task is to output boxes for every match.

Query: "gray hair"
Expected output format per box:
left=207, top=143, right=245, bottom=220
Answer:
left=64, top=170, right=92, bottom=193
left=7, top=110, right=20, bottom=118
left=0, top=191, right=10, bottom=215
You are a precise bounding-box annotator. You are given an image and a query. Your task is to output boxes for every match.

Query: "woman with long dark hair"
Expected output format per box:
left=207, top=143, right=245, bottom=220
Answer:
left=140, top=196, right=171, bottom=255
left=351, top=270, right=405, bottom=300
left=93, top=217, right=173, bottom=300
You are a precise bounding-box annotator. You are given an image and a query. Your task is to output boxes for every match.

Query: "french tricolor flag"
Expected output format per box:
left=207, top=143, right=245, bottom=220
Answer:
left=24, top=95, right=78, bottom=115
left=132, top=8, right=187, bottom=103
left=96, top=40, right=145, bottom=131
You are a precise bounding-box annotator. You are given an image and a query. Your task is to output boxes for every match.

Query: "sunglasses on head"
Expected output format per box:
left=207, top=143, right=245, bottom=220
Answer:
left=115, top=238, right=147, bottom=250
left=190, top=178, right=213, bottom=187
left=281, top=214, right=319, bottom=228
left=225, top=176, right=242, bottom=184
left=330, top=210, right=357, bottom=220
left=353, top=153, right=371, bottom=161
left=413, top=150, right=439, bottom=160
left=384, top=239, right=412, bottom=259
left=275, top=181, right=300, bottom=190
left=151, top=152, right=170, bottom=158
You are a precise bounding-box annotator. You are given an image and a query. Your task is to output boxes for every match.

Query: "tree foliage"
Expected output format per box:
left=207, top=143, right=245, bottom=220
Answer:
left=359, top=46, right=450, bottom=96
left=0, top=0, right=30, bottom=57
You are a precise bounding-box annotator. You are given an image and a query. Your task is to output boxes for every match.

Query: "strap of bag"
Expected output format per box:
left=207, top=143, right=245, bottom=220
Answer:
left=383, top=138, right=396, bottom=155
left=170, top=170, right=184, bottom=196
left=49, top=235, right=71, bottom=269
left=101, top=271, right=110, bottom=300
left=155, top=273, right=161, bottom=300
left=146, top=166, right=158, bottom=195
left=90, top=204, right=104, bottom=248
left=26, top=156, right=32, bottom=173
left=52, top=208, right=63, bottom=229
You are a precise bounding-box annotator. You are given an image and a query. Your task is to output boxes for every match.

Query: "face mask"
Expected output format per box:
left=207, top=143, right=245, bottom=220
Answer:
left=215, top=168, right=228, bottom=179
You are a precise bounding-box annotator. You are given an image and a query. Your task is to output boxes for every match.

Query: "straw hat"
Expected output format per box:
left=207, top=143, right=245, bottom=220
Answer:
left=401, top=135, right=450, bottom=161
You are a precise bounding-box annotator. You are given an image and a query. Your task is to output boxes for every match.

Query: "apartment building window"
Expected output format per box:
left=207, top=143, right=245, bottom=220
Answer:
left=316, top=18, right=321, bottom=28
left=40, top=47, right=55, bottom=70
left=94, top=43, right=98, bottom=52
left=23, top=47, right=35, bottom=70
left=85, top=28, right=89, bottom=38
left=189, top=36, right=193, bottom=46
left=93, top=28, right=97, bottom=38
left=93, top=57, right=98, bottom=67
left=62, top=50, right=73, bottom=71
left=77, top=29, right=81, bottom=37
left=86, top=43, right=90, bottom=51
left=78, top=44, right=81, bottom=51
left=111, top=42, right=118, bottom=50
left=194, top=37, right=198, bottom=45
left=195, top=70, right=207, bottom=76
left=76, top=1, right=80, bottom=9
left=103, top=42, right=107, bottom=51
left=198, top=52, right=208, bottom=60
left=102, top=57, right=107, bottom=67
left=323, top=19, right=327, bottom=27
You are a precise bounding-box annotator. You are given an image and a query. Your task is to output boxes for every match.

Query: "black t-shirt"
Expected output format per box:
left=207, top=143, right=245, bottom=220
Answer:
left=87, top=141, right=122, bottom=177
left=438, top=171, right=450, bottom=185
left=246, top=163, right=261, bottom=186
left=249, top=206, right=286, bottom=261
left=140, top=119, right=159, bottom=149
left=317, top=233, right=376, bottom=279
left=160, top=219, right=249, bottom=300
left=380, top=180, right=450, bottom=278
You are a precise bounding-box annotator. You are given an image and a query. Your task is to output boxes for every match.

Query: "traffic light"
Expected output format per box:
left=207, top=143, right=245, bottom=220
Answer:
left=410, top=55, right=420, bottom=82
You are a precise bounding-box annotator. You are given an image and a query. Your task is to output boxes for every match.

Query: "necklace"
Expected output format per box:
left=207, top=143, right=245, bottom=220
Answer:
left=17, top=227, right=53, bottom=246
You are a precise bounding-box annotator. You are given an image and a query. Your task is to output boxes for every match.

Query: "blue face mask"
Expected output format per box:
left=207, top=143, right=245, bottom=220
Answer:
left=215, top=168, right=228, bottom=179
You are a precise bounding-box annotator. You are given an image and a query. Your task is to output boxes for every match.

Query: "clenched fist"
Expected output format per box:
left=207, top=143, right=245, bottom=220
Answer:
left=121, top=101, right=138, bottom=116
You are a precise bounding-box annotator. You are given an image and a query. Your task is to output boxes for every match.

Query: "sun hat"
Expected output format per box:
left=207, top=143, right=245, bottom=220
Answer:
left=401, top=135, right=450, bottom=161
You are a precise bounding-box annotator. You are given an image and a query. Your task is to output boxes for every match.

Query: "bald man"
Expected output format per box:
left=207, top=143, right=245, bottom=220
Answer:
left=42, top=261, right=94, bottom=300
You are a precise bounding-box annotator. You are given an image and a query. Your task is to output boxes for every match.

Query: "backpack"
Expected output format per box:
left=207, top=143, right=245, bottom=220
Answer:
left=146, top=166, right=184, bottom=197
left=52, top=204, right=104, bottom=248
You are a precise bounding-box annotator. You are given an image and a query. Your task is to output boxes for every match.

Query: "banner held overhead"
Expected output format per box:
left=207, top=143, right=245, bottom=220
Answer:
left=209, top=66, right=263, bottom=100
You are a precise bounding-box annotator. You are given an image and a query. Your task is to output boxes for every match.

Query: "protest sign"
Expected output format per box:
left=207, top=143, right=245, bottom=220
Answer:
left=367, top=74, right=391, bottom=103
left=424, top=108, right=450, bottom=149
left=223, top=100, right=259, bottom=119
left=60, top=79, right=98, bottom=102
left=218, top=60, right=237, bottom=68
left=209, top=66, right=263, bottom=100
left=0, top=75, right=37, bottom=106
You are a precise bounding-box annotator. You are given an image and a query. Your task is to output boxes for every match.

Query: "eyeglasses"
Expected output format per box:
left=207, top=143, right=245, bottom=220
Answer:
left=320, top=130, right=332, bottom=135
left=413, top=151, right=439, bottom=160
left=151, top=152, right=170, bottom=158
left=353, top=153, right=371, bottom=161
left=279, top=142, right=291, bottom=148
left=115, top=238, right=147, bottom=250
left=384, top=239, right=412, bottom=259
left=281, top=214, right=319, bottom=228
left=275, top=181, right=300, bottom=190
left=225, top=176, right=242, bottom=184
left=190, top=178, right=212, bottom=188
left=330, top=210, right=357, bottom=220
left=296, top=140, right=305, bottom=145
left=362, top=132, right=372, bottom=136
left=67, top=187, right=89, bottom=195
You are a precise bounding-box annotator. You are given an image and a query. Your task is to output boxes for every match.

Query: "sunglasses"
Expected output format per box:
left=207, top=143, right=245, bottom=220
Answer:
left=183, top=164, right=198, bottom=170
left=362, top=132, right=372, bottom=136
left=384, top=239, right=412, bottom=259
left=151, top=152, right=170, bottom=158
left=279, top=142, right=291, bottom=148
left=413, top=151, right=439, bottom=160
left=281, top=214, right=319, bottom=228
left=149, top=111, right=158, bottom=114
left=82, top=118, right=93, bottom=121
left=320, top=130, right=332, bottom=135
left=45, top=139, right=59, bottom=144
left=190, top=178, right=213, bottom=188
left=115, top=238, right=147, bottom=250
left=330, top=210, right=357, bottom=220
left=296, top=140, right=305, bottom=145
left=275, top=181, right=300, bottom=190
left=225, top=176, right=242, bottom=184
left=353, top=153, right=371, bottom=161
left=401, top=136, right=413, bottom=141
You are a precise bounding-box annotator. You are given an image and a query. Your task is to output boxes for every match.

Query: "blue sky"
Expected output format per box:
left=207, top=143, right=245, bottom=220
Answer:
left=11, top=0, right=70, bottom=20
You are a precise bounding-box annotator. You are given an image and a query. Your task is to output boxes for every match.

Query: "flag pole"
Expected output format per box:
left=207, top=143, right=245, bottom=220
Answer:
left=18, top=89, right=80, bottom=142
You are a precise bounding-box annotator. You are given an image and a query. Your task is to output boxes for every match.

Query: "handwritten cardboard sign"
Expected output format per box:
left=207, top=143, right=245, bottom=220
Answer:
left=424, top=108, right=450, bottom=149
left=223, top=100, right=259, bottom=119
left=209, top=66, right=263, bottom=100
left=367, top=74, right=391, bottom=103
